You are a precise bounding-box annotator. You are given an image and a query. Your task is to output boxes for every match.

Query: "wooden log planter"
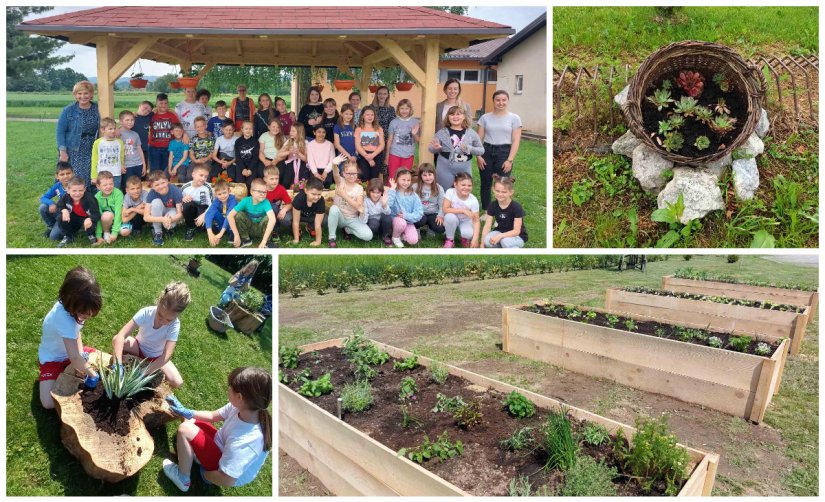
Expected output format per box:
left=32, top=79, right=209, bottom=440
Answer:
left=605, top=288, right=811, bottom=355
left=226, top=300, right=265, bottom=334
left=279, top=338, right=720, bottom=496
left=501, top=303, right=788, bottom=423
left=662, top=274, right=818, bottom=314
left=51, top=351, right=175, bottom=482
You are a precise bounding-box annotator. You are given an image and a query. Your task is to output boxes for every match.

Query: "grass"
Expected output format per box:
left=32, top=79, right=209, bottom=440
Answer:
left=7, top=121, right=546, bottom=248
left=553, top=7, right=818, bottom=67
left=6, top=255, right=272, bottom=496
left=279, top=255, right=818, bottom=496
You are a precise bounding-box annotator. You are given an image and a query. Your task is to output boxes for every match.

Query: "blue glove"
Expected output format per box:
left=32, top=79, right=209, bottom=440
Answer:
left=166, top=394, right=195, bottom=419
left=84, top=374, right=99, bottom=389
left=115, top=362, right=125, bottom=378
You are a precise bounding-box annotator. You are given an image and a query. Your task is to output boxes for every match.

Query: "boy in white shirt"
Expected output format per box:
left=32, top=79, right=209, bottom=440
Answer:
left=181, top=164, right=214, bottom=241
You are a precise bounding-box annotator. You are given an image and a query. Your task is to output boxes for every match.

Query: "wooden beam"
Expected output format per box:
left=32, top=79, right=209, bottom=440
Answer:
left=377, top=39, right=425, bottom=84
left=149, top=41, right=189, bottom=62
left=107, top=37, right=158, bottom=84
left=95, top=36, right=114, bottom=118
left=196, top=62, right=215, bottom=79
left=273, top=41, right=279, bottom=57
left=336, top=65, right=355, bottom=79
left=363, top=47, right=392, bottom=67
left=343, top=42, right=367, bottom=58
left=361, top=62, right=373, bottom=96
left=418, top=38, right=440, bottom=161
left=236, top=40, right=243, bottom=57
left=311, top=41, right=317, bottom=58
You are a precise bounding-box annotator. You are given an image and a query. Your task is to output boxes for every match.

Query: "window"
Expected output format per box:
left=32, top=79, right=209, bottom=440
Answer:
left=515, top=75, right=524, bottom=95
left=439, top=68, right=486, bottom=83
left=486, top=69, right=497, bottom=83
left=463, top=70, right=479, bottom=83
left=446, top=70, right=462, bottom=81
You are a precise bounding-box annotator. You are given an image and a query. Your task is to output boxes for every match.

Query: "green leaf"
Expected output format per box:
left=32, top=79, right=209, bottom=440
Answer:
left=650, top=208, right=677, bottom=224
left=750, top=229, right=776, bottom=248
left=655, top=230, right=681, bottom=248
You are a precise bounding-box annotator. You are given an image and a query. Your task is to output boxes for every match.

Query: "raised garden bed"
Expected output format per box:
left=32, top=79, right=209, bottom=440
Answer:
left=502, top=303, right=788, bottom=423
left=663, top=274, right=819, bottom=312
left=226, top=300, right=265, bottom=334
left=279, top=338, right=719, bottom=496
left=605, top=288, right=811, bottom=355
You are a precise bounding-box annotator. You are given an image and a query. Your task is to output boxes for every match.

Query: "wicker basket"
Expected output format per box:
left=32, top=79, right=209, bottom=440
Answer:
left=622, top=40, right=766, bottom=166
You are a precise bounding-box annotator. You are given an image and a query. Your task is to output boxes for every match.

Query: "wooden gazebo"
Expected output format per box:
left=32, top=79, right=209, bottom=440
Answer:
left=19, top=6, right=513, bottom=159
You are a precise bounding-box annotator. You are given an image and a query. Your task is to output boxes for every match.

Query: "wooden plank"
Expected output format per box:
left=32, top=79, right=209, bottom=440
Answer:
left=773, top=339, right=789, bottom=395
left=376, top=39, right=426, bottom=85
left=702, top=454, right=720, bottom=496
left=108, top=37, right=158, bottom=83
left=679, top=456, right=709, bottom=496
left=789, top=309, right=810, bottom=355
left=501, top=308, right=510, bottom=352
left=95, top=36, right=114, bottom=118
left=663, top=275, right=817, bottom=307
left=748, top=356, right=776, bottom=422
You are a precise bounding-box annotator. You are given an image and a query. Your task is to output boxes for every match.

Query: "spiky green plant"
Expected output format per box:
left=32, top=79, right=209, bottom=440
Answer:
left=646, top=88, right=674, bottom=111
left=714, top=98, right=730, bottom=115
left=673, top=96, right=698, bottom=116
left=662, top=131, right=684, bottom=152
left=694, top=106, right=713, bottom=124
left=694, top=136, right=710, bottom=150
left=667, top=114, right=685, bottom=130
left=709, top=115, right=737, bottom=135
left=98, top=358, right=161, bottom=400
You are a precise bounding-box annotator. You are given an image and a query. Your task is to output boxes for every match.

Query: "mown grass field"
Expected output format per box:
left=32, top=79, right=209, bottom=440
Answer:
left=7, top=255, right=272, bottom=496
left=279, top=255, right=818, bottom=496
left=7, top=121, right=546, bottom=248
left=552, top=6, right=819, bottom=248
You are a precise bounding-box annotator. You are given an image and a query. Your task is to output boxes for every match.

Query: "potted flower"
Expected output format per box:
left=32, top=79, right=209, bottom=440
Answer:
left=333, top=79, right=355, bottom=91
left=168, top=80, right=181, bottom=90
left=368, top=82, right=382, bottom=93
left=177, top=69, right=200, bottom=89
left=395, top=81, right=415, bottom=91
left=312, top=81, right=325, bottom=92
left=129, top=72, right=148, bottom=89
left=188, top=255, right=204, bottom=273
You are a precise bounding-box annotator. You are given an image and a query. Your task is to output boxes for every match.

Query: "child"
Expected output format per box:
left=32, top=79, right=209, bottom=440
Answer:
left=258, top=119, right=286, bottom=189
left=412, top=163, right=446, bottom=236
left=211, top=120, right=238, bottom=180
left=321, top=98, right=339, bottom=142
left=134, top=100, right=154, bottom=166
left=227, top=178, right=276, bottom=249
left=362, top=178, right=393, bottom=245
left=232, top=121, right=260, bottom=189
left=207, top=100, right=230, bottom=138
left=120, top=175, right=148, bottom=237
left=348, top=92, right=362, bottom=124
left=289, top=177, right=326, bottom=246
left=306, top=125, right=336, bottom=188
left=168, top=123, right=190, bottom=182
left=176, top=87, right=208, bottom=140
left=38, top=266, right=102, bottom=409
left=40, top=160, right=74, bottom=241
left=354, top=106, right=384, bottom=182
left=275, top=122, right=309, bottom=189
left=219, top=260, right=259, bottom=306
left=442, top=172, right=480, bottom=248
left=372, top=85, right=396, bottom=171
left=196, top=88, right=213, bottom=117
left=428, top=106, right=485, bottom=191
left=112, top=281, right=191, bottom=388
left=297, top=86, right=324, bottom=134
left=57, top=177, right=101, bottom=247
left=229, top=84, right=256, bottom=131
left=181, top=165, right=214, bottom=241
left=328, top=156, right=371, bottom=247
left=204, top=180, right=238, bottom=246
left=482, top=175, right=527, bottom=248
left=144, top=170, right=184, bottom=246
left=91, top=117, right=126, bottom=189
left=119, top=110, right=147, bottom=191
left=162, top=367, right=272, bottom=492
left=254, top=93, right=278, bottom=140
left=263, top=166, right=292, bottom=238
left=386, top=99, right=420, bottom=182
left=148, top=93, right=181, bottom=172
left=274, top=97, right=294, bottom=135
left=333, top=104, right=357, bottom=163
left=187, top=116, right=216, bottom=183
left=94, top=171, right=124, bottom=245
left=387, top=169, right=423, bottom=248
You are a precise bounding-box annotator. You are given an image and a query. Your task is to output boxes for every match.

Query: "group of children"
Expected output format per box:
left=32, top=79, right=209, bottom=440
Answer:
left=38, top=266, right=271, bottom=491
left=41, top=87, right=526, bottom=248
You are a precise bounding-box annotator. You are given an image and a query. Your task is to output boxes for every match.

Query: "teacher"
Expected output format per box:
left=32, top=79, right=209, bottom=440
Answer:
left=434, top=78, right=473, bottom=131
left=56, top=81, right=100, bottom=187
left=476, top=90, right=522, bottom=211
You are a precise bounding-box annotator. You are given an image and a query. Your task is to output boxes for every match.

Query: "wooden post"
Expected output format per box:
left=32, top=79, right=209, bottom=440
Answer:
left=361, top=63, right=373, bottom=98
left=418, top=38, right=440, bottom=161
left=95, top=36, right=114, bottom=118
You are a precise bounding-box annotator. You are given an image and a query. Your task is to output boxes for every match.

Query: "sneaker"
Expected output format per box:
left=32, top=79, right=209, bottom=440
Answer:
left=342, top=229, right=353, bottom=240
left=383, top=237, right=393, bottom=247
left=460, top=238, right=471, bottom=248
left=57, top=236, right=72, bottom=248
left=392, top=237, right=404, bottom=248
left=240, top=239, right=252, bottom=248
left=162, top=459, right=191, bottom=492
left=305, top=223, right=316, bottom=238
left=443, top=239, right=455, bottom=249
left=267, top=240, right=278, bottom=248
left=184, top=228, right=195, bottom=242
left=88, top=235, right=98, bottom=245
left=328, top=239, right=337, bottom=248
left=152, top=232, right=164, bottom=246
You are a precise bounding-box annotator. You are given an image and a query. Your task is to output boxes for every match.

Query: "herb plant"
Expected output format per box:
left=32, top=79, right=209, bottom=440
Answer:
left=398, top=376, right=418, bottom=401
left=581, top=422, right=610, bottom=446
left=503, top=391, right=536, bottom=419
left=613, top=416, right=689, bottom=495
left=279, top=345, right=301, bottom=369
left=500, top=426, right=535, bottom=451
left=298, top=373, right=334, bottom=397
left=542, top=410, right=579, bottom=471
left=755, top=342, right=772, bottom=356
left=393, top=354, right=419, bottom=371
left=729, top=335, right=752, bottom=352
left=398, top=431, right=464, bottom=464
left=432, top=393, right=466, bottom=413
left=98, top=358, right=161, bottom=400
left=606, top=315, right=619, bottom=327
left=560, top=456, right=618, bottom=496
left=340, top=380, right=374, bottom=412
left=453, top=399, right=484, bottom=429
left=508, top=475, right=533, bottom=496
left=707, top=337, right=723, bottom=348
left=623, top=319, right=637, bottom=331
left=429, top=362, right=449, bottom=384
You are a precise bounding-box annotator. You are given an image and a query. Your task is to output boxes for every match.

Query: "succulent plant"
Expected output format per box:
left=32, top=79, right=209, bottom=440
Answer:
left=673, top=96, right=699, bottom=116
left=676, top=70, right=705, bottom=97
left=714, top=98, right=730, bottom=115
left=658, top=120, right=673, bottom=135
left=713, top=72, right=731, bottom=92
left=647, top=88, right=675, bottom=111
left=709, top=115, right=738, bottom=135
left=668, top=114, right=685, bottom=129
left=662, top=131, right=684, bottom=152
left=694, top=136, right=710, bottom=150
left=694, top=106, right=713, bottom=124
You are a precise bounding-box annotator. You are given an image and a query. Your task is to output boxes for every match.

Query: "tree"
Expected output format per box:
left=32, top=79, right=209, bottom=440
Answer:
left=150, top=73, right=179, bottom=93
left=428, top=6, right=469, bottom=16
left=41, top=67, right=88, bottom=91
left=7, top=7, right=73, bottom=91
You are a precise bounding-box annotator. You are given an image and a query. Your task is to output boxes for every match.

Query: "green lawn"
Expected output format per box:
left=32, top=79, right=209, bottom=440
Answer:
left=6, top=255, right=272, bottom=496
left=7, top=121, right=547, bottom=248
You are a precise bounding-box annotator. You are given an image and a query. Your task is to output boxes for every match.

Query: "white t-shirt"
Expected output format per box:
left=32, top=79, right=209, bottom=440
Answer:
left=214, top=135, right=238, bottom=159
left=175, top=101, right=208, bottom=139
left=182, top=182, right=214, bottom=207
left=214, top=403, right=269, bottom=486
left=133, top=306, right=180, bottom=358
left=444, top=188, right=479, bottom=222
left=39, top=301, right=82, bottom=363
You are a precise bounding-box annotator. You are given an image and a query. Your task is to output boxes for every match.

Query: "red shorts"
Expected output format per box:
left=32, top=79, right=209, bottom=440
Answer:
left=190, top=420, right=223, bottom=471
left=135, top=339, right=160, bottom=362
left=386, top=154, right=415, bottom=185
left=39, top=346, right=96, bottom=381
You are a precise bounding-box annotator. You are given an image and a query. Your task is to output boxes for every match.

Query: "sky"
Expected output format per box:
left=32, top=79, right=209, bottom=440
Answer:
left=23, top=5, right=546, bottom=78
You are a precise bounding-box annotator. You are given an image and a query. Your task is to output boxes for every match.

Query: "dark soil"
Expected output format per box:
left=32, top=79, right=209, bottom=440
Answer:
left=282, top=347, right=682, bottom=496
left=80, top=378, right=160, bottom=436
left=524, top=303, right=780, bottom=357
left=624, top=287, right=805, bottom=313
left=641, top=71, right=748, bottom=157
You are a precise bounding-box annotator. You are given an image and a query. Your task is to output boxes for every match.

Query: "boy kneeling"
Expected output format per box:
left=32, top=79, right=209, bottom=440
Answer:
left=227, top=178, right=276, bottom=248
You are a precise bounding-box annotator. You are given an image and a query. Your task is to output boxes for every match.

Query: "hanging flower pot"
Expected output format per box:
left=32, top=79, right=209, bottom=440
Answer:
left=368, top=85, right=379, bottom=93
left=177, top=77, right=200, bottom=89
left=129, top=79, right=148, bottom=89
left=333, top=79, right=355, bottom=91
left=395, top=82, right=414, bottom=92
left=169, top=81, right=181, bottom=90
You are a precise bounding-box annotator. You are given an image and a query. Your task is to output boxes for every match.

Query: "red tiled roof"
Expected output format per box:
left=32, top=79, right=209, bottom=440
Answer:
left=20, top=7, right=512, bottom=34
left=442, top=38, right=509, bottom=60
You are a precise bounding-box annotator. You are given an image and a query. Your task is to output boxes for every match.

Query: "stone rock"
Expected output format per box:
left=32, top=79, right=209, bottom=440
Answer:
left=657, top=168, right=724, bottom=224
left=755, top=109, right=770, bottom=138
left=732, top=158, right=760, bottom=200
left=612, top=130, right=643, bottom=157
left=614, top=85, right=629, bottom=108
left=631, top=144, right=673, bottom=194
left=734, top=133, right=765, bottom=158
left=705, top=153, right=732, bottom=179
